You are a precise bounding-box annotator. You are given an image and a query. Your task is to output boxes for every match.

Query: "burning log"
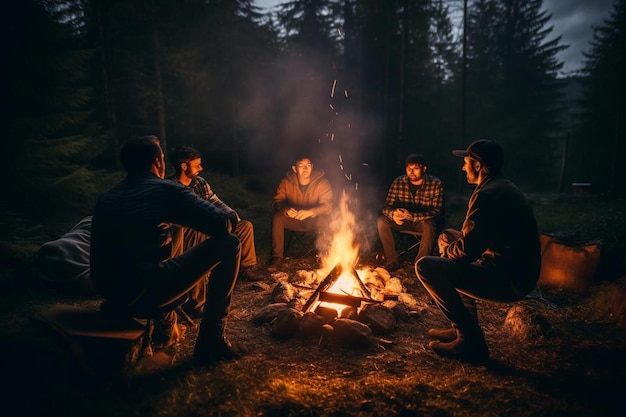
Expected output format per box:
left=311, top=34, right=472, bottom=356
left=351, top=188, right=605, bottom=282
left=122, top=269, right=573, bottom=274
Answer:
left=318, top=292, right=363, bottom=308
left=318, top=291, right=398, bottom=306
left=301, top=264, right=343, bottom=312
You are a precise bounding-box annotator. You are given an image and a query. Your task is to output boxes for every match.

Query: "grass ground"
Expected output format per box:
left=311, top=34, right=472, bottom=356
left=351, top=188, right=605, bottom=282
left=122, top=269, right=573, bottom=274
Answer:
left=1, top=173, right=625, bottom=417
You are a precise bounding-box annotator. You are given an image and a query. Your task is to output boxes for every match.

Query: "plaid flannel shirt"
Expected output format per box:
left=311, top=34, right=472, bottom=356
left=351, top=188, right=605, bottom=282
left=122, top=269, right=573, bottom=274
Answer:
left=381, top=174, right=444, bottom=224
left=171, top=175, right=239, bottom=220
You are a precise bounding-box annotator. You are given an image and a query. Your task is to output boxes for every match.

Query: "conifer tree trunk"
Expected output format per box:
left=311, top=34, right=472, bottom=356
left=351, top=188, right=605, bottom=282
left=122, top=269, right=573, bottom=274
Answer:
left=396, top=0, right=408, bottom=169
left=95, top=0, right=120, bottom=168
left=148, top=0, right=167, bottom=151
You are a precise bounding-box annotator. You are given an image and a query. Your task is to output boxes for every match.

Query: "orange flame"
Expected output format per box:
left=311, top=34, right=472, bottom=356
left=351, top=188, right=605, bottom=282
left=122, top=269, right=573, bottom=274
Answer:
left=315, top=191, right=367, bottom=314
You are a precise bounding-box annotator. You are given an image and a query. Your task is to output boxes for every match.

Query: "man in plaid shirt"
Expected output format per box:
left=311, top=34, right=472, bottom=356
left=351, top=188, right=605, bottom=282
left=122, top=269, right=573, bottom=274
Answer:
left=377, top=154, right=444, bottom=271
left=168, top=146, right=263, bottom=318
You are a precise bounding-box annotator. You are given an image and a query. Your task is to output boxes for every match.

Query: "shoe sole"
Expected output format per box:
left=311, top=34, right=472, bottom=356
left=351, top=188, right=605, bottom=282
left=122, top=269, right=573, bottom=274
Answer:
left=429, top=340, right=489, bottom=364
left=427, top=328, right=457, bottom=343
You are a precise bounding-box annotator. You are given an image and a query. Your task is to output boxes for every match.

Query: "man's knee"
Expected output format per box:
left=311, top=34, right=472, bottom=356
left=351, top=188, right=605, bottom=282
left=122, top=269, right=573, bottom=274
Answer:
left=377, top=214, right=390, bottom=231
left=415, top=256, right=440, bottom=280
left=272, top=212, right=288, bottom=229
left=236, top=220, right=253, bottom=237
left=223, top=233, right=241, bottom=254
left=422, top=221, right=436, bottom=236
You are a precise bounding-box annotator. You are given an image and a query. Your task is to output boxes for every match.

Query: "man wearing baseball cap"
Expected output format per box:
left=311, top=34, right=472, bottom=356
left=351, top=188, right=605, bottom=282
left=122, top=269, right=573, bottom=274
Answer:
left=414, top=139, right=541, bottom=363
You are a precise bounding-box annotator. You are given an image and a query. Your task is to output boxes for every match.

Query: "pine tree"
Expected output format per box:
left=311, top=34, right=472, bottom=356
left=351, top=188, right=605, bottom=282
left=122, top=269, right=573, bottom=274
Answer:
left=271, top=0, right=343, bottom=169
left=464, top=0, right=567, bottom=189
left=0, top=0, right=108, bottom=224
left=154, top=0, right=278, bottom=174
left=404, top=0, right=461, bottom=181
left=574, top=0, right=626, bottom=197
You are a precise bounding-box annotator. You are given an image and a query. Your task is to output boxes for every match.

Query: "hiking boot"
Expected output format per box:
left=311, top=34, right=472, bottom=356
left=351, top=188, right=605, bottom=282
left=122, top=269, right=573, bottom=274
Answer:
left=193, top=337, right=242, bottom=368
left=428, top=331, right=489, bottom=364
left=427, top=327, right=457, bottom=343
left=153, top=311, right=180, bottom=347
left=240, top=267, right=265, bottom=282
left=267, top=257, right=283, bottom=272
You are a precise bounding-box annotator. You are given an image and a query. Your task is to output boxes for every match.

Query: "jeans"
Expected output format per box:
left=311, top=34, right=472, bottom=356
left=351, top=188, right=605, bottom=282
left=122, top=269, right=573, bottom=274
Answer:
left=131, top=233, right=241, bottom=341
left=377, top=214, right=436, bottom=263
left=415, top=249, right=525, bottom=335
left=271, top=212, right=327, bottom=258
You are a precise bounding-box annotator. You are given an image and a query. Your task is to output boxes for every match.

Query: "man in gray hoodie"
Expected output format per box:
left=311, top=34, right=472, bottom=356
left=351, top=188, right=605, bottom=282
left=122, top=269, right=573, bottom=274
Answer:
left=268, top=155, right=333, bottom=270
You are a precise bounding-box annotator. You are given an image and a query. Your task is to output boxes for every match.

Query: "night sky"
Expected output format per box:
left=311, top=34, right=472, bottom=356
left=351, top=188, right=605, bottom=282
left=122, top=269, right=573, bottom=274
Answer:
left=255, top=0, right=616, bottom=76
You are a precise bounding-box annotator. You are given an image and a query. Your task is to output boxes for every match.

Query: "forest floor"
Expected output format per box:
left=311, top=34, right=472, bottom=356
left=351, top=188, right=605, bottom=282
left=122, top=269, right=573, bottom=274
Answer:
left=2, top=184, right=626, bottom=416
left=2, top=249, right=626, bottom=417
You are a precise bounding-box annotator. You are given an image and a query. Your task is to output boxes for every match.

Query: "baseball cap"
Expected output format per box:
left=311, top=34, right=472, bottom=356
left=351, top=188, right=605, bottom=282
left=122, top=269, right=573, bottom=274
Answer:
left=452, top=139, right=504, bottom=169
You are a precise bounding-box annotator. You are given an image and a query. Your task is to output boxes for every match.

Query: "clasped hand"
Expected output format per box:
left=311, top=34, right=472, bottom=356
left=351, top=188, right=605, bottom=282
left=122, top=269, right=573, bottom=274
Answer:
left=392, top=208, right=411, bottom=225
left=438, top=232, right=450, bottom=255
left=286, top=208, right=314, bottom=221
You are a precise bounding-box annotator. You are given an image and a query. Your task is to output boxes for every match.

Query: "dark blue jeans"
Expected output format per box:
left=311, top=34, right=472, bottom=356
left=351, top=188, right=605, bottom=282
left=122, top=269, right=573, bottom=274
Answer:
left=131, top=233, right=241, bottom=342
left=415, top=253, right=525, bottom=335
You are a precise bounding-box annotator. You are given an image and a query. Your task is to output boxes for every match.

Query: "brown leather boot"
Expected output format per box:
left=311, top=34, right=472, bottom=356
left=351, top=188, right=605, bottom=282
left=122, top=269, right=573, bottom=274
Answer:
left=427, top=327, right=457, bottom=343
left=193, top=322, right=242, bottom=368
left=193, top=337, right=241, bottom=368
left=429, top=328, right=489, bottom=364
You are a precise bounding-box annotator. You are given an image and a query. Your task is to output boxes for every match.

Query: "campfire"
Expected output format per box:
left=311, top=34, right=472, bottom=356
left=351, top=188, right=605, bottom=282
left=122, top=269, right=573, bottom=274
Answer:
left=301, top=191, right=394, bottom=319
left=253, top=191, right=426, bottom=346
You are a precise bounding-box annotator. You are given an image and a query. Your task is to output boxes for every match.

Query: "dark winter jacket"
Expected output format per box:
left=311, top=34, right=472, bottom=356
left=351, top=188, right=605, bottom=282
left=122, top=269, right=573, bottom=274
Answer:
left=90, top=172, right=232, bottom=304
left=443, top=174, right=541, bottom=293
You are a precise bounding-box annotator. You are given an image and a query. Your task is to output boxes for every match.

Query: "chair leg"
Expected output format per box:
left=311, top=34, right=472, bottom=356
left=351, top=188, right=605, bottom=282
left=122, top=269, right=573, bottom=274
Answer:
left=141, top=319, right=154, bottom=357
left=397, top=234, right=421, bottom=259
left=286, top=231, right=316, bottom=256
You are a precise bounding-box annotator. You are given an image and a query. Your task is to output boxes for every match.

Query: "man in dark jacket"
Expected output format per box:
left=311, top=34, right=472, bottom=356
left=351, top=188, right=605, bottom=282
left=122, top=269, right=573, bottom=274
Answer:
left=415, top=139, right=541, bottom=363
left=90, top=136, right=242, bottom=367
left=268, top=155, right=333, bottom=270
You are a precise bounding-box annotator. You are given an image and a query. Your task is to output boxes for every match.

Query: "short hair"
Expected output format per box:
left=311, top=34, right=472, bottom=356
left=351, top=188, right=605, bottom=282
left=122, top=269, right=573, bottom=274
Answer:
left=120, top=136, right=161, bottom=174
left=405, top=153, right=426, bottom=167
left=168, top=145, right=202, bottom=174
left=294, top=154, right=312, bottom=165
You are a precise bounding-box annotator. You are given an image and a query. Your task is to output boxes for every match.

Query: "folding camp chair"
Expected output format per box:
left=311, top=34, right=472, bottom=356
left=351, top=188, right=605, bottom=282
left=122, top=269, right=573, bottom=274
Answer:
left=396, top=230, right=423, bottom=260
left=285, top=229, right=317, bottom=257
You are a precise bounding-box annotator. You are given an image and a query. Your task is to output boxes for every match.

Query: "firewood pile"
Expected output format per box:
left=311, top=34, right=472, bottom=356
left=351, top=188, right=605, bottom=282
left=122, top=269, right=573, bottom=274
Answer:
left=252, top=264, right=432, bottom=347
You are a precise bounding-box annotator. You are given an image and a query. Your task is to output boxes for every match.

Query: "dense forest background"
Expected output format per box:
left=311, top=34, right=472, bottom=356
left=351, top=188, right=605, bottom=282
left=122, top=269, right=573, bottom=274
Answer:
left=1, top=0, right=625, bottom=229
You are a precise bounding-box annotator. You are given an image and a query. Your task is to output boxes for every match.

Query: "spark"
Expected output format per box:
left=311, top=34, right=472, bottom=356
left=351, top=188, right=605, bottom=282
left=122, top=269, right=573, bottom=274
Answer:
left=340, top=165, right=344, bottom=171
left=339, top=155, right=343, bottom=163
left=331, top=80, right=337, bottom=98
left=344, top=90, right=348, bottom=97
left=331, top=133, right=334, bottom=141
left=345, top=174, right=352, bottom=181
